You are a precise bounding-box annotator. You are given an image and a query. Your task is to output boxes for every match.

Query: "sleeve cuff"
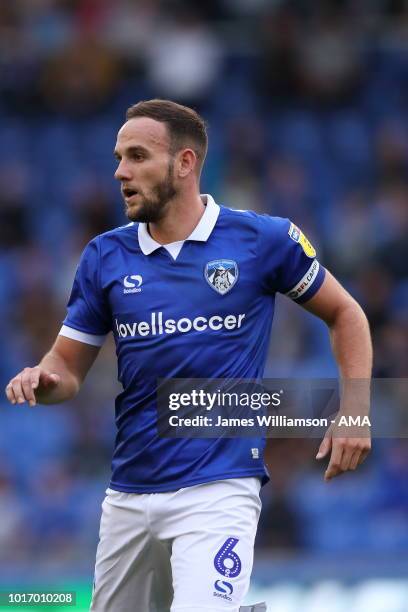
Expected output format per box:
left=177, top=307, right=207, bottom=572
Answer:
left=59, top=325, right=107, bottom=347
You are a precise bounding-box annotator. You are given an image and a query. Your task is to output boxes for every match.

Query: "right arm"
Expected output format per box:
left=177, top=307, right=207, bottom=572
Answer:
left=5, top=335, right=100, bottom=407
left=6, top=236, right=110, bottom=408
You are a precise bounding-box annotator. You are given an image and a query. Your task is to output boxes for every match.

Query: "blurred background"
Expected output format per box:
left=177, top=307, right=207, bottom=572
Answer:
left=0, top=0, right=408, bottom=610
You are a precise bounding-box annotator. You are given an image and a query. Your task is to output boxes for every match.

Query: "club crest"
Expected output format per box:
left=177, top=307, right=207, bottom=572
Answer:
left=205, top=260, right=238, bottom=295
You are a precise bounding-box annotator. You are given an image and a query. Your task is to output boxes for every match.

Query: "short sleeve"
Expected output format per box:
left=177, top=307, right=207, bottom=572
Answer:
left=258, top=216, right=326, bottom=303
left=61, top=238, right=111, bottom=343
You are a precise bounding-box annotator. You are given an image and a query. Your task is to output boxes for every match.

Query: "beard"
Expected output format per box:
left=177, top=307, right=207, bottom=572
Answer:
left=124, top=162, right=177, bottom=223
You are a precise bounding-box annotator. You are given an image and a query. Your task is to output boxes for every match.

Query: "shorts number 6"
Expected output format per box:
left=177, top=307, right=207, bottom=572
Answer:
left=214, top=537, right=242, bottom=578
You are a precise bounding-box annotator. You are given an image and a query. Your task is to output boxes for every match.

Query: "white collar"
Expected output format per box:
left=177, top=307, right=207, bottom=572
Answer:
left=137, top=194, right=220, bottom=256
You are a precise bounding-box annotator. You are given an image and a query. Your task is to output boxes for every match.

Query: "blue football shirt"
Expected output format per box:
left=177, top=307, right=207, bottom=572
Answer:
left=60, top=195, right=326, bottom=492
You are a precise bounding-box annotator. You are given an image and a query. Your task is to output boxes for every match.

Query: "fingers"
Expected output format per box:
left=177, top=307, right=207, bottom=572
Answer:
left=324, top=438, right=371, bottom=481
left=21, top=368, right=40, bottom=407
left=348, top=450, right=361, bottom=471
left=7, top=373, right=27, bottom=405
left=324, top=441, right=344, bottom=481
left=6, top=368, right=37, bottom=406
left=346, top=440, right=371, bottom=471
left=340, top=445, right=356, bottom=472
left=316, top=434, right=332, bottom=460
left=4, top=368, right=60, bottom=407
left=358, top=445, right=371, bottom=466
left=5, top=382, right=17, bottom=405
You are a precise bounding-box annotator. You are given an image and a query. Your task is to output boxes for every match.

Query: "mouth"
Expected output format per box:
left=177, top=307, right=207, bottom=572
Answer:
left=122, top=187, right=139, bottom=201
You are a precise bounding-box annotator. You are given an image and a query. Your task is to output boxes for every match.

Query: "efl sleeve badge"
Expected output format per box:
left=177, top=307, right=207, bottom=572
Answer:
left=288, top=222, right=317, bottom=258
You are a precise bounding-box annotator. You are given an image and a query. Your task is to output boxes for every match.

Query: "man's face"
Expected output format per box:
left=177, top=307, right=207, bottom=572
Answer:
left=114, top=117, right=177, bottom=223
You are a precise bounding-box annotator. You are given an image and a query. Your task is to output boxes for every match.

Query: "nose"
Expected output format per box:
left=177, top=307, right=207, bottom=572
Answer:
left=114, top=159, right=132, bottom=181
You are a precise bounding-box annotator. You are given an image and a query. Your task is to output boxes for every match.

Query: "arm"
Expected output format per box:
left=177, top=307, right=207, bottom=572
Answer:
left=301, top=270, right=372, bottom=480
left=5, top=335, right=100, bottom=407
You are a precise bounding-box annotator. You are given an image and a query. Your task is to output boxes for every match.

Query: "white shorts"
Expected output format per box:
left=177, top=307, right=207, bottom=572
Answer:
left=90, top=477, right=262, bottom=612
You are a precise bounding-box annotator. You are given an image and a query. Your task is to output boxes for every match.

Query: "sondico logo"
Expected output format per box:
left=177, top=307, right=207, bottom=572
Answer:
left=214, top=580, right=233, bottom=602
left=115, top=312, right=246, bottom=338
left=214, top=580, right=233, bottom=595
left=123, top=275, right=143, bottom=294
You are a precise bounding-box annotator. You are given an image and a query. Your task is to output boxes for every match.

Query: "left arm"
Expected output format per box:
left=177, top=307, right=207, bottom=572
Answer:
left=302, top=270, right=372, bottom=480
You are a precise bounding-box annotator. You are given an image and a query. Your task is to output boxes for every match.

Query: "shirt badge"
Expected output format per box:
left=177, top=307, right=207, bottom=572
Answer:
left=205, top=260, right=238, bottom=295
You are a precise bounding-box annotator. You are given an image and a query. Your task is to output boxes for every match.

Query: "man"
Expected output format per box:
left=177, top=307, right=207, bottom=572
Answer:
left=5, top=99, right=372, bottom=612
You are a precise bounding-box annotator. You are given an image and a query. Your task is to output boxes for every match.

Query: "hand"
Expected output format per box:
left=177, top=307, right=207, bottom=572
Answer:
left=316, top=422, right=371, bottom=481
left=5, top=367, right=61, bottom=407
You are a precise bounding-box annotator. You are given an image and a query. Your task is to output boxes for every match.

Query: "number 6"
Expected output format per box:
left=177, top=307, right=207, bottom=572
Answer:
left=214, top=537, right=242, bottom=577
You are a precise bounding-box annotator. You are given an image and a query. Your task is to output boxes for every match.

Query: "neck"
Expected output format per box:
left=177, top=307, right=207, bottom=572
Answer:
left=148, top=190, right=205, bottom=244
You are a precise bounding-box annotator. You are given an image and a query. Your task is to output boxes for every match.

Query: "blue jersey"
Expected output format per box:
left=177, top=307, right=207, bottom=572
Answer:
left=60, top=195, right=325, bottom=492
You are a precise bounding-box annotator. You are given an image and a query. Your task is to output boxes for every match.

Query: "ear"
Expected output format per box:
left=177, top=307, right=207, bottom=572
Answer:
left=177, top=149, right=197, bottom=178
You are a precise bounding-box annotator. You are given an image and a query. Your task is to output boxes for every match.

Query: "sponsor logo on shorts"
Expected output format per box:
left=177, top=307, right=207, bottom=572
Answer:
left=213, top=579, right=233, bottom=602
left=214, top=580, right=233, bottom=595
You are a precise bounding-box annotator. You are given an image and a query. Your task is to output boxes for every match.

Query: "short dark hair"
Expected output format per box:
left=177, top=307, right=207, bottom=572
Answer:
left=126, top=99, right=208, bottom=173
